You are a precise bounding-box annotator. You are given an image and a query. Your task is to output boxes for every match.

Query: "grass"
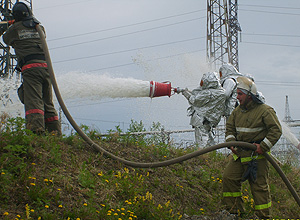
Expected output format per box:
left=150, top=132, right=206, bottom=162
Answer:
left=0, top=113, right=300, bottom=219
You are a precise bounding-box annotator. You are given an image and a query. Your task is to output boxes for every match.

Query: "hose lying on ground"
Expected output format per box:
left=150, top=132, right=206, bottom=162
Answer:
left=36, top=24, right=300, bottom=208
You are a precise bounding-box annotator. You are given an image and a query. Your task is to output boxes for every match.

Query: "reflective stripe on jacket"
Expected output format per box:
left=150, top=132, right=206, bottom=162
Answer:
left=225, top=101, right=282, bottom=156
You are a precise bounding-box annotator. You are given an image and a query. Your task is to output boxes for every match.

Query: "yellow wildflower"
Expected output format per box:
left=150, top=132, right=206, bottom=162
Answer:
left=165, top=200, right=170, bottom=207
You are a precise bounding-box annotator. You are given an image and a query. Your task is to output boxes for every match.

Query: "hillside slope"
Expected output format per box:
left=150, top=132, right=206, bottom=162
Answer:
left=1, top=115, right=300, bottom=219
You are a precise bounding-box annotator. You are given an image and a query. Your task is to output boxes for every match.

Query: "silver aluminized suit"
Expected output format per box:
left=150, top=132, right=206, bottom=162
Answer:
left=219, top=63, right=244, bottom=118
left=223, top=101, right=282, bottom=218
left=219, top=63, right=265, bottom=117
left=182, top=72, right=226, bottom=146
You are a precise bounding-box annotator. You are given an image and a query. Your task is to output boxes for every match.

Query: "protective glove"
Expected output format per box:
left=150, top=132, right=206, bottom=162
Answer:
left=174, top=87, right=185, bottom=94
left=241, top=159, right=257, bottom=183
left=181, top=88, right=191, bottom=100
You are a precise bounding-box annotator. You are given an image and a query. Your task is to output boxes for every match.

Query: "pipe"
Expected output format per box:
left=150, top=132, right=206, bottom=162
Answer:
left=36, top=24, right=300, bottom=208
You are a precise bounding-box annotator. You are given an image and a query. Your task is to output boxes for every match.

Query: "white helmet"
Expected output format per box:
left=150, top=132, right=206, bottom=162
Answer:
left=236, top=76, right=257, bottom=96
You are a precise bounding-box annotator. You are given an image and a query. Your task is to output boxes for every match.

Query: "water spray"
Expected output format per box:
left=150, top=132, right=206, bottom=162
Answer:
left=57, top=72, right=180, bottom=99
left=36, top=24, right=300, bottom=208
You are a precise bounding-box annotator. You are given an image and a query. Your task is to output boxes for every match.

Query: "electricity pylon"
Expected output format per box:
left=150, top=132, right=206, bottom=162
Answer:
left=206, top=0, right=241, bottom=71
left=0, top=0, right=32, bottom=78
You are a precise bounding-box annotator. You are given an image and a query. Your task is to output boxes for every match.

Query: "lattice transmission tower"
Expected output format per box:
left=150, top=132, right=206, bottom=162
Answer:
left=206, top=0, right=241, bottom=71
left=0, top=0, right=32, bottom=78
left=284, top=95, right=293, bottom=123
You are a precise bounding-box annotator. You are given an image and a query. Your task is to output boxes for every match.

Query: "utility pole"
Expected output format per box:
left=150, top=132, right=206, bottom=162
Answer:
left=206, top=0, right=241, bottom=71
left=0, top=0, right=32, bottom=78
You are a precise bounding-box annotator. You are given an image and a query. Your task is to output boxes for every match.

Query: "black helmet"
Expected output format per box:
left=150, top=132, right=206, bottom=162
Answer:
left=12, top=2, right=33, bottom=22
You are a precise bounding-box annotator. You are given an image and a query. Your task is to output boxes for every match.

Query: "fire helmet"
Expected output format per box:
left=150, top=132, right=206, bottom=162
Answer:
left=12, top=2, right=33, bottom=22
left=237, top=76, right=257, bottom=96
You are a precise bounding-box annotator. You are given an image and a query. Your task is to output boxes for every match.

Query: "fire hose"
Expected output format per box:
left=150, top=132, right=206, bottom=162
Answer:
left=36, top=24, right=300, bottom=208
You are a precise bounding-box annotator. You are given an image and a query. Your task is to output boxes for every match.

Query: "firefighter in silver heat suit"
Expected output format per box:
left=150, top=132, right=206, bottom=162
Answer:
left=180, top=72, right=226, bottom=147
left=223, top=76, right=282, bottom=218
left=219, top=63, right=244, bottom=118
left=219, top=63, right=265, bottom=118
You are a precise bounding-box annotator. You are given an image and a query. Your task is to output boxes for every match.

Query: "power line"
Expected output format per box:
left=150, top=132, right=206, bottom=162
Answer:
left=240, top=4, right=300, bottom=11
left=53, top=37, right=205, bottom=63
left=48, top=10, right=205, bottom=42
left=257, top=81, right=300, bottom=87
left=87, top=49, right=205, bottom=72
left=242, top=41, right=300, bottom=48
left=52, top=38, right=298, bottom=65
left=49, top=17, right=205, bottom=50
left=73, top=117, right=132, bottom=125
left=243, top=33, right=300, bottom=38
left=65, top=98, right=132, bottom=108
left=35, top=0, right=97, bottom=10
left=239, top=9, right=300, bottom=16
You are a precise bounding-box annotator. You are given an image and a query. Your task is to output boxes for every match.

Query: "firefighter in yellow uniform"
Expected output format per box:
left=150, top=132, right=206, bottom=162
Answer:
left=1, top=2, right=61, bottom=135
left=223, top=76, right=282, bottom=218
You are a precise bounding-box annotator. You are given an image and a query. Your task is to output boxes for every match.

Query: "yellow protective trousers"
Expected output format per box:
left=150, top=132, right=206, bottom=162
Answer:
left=222, top=155, right=271, bottom=218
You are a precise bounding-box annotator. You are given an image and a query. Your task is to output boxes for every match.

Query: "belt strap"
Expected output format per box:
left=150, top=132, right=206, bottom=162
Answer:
left=22, top=63, right=48, bottom=72
left=19, top=54, right=46, bottom=68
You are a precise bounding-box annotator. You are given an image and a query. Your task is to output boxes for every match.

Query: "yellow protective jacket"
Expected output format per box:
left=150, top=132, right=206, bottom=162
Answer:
left=225, top=101, right=282, bottom=161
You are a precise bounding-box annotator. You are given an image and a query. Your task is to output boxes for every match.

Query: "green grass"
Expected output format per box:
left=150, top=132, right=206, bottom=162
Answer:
left=1, top=113, right=300, bottom=219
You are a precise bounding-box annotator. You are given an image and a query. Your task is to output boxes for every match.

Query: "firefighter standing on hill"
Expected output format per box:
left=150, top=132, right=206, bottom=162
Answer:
left=223, top=76, right=282, bottom=218
left=1, top=2, right=61, bottom=135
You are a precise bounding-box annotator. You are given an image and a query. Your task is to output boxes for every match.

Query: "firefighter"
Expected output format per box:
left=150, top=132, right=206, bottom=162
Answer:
left=179, top=72, right=226, bottom=147
left=219, top=63, right=265, bottom=118
left=222, top=76, right=282, bottom=218
left=219, top=63, right=244, bottom=118
left=1, top=2, right=61, bottom=135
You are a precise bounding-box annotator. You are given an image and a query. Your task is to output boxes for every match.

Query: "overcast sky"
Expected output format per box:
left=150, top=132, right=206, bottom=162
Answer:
left=2, top=0, right=300, bottom=135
